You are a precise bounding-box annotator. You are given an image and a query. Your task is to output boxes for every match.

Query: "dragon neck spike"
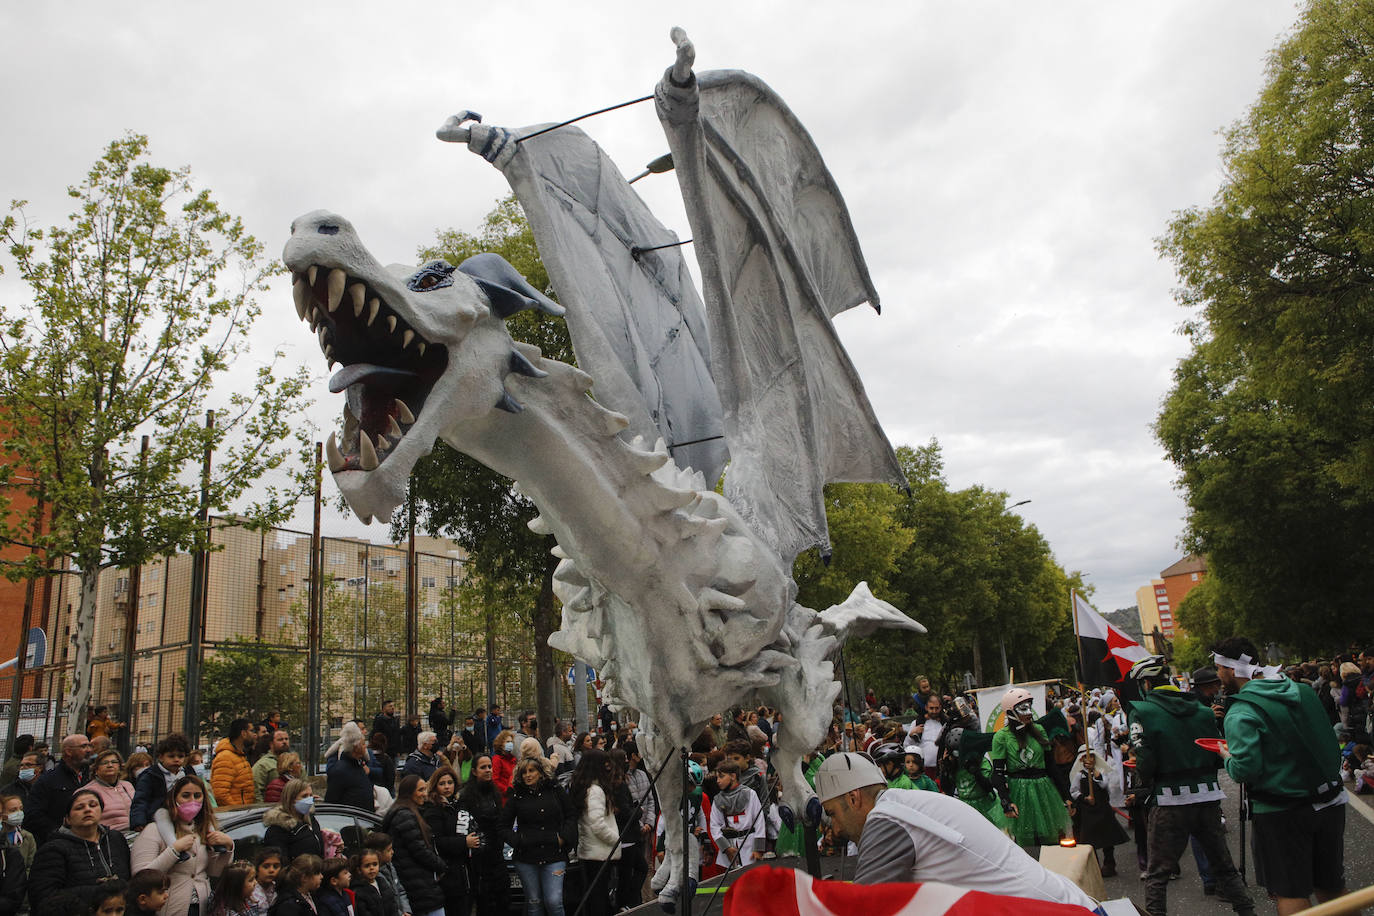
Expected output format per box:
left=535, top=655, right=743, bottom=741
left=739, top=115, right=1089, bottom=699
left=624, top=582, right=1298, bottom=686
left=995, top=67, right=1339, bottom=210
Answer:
left=496, top=389, right=525, bottom=414
left=509, top=349, right=549, bottom=379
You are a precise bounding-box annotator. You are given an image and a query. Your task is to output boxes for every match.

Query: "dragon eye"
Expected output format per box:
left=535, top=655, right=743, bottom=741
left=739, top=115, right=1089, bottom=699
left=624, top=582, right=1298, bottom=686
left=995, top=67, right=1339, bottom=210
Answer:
left=418, top=275, right=438, bottom=290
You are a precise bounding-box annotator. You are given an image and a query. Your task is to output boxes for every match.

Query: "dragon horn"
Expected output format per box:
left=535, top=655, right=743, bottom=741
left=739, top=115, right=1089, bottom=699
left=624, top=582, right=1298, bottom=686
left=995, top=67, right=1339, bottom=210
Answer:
left=458, top=252, right=565, bottom=319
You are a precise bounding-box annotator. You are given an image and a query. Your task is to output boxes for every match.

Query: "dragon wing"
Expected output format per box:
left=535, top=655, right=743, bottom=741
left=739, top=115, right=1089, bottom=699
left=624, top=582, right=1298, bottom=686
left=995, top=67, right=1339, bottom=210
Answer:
left=656, top=68, right=906, bottom=568
left=494, top=125, right=729, bottom=487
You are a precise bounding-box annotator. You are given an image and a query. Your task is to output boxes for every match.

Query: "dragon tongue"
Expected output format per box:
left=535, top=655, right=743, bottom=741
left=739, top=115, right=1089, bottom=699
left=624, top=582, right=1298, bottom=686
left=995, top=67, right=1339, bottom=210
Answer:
left=328, top=363, right=418, bottom=393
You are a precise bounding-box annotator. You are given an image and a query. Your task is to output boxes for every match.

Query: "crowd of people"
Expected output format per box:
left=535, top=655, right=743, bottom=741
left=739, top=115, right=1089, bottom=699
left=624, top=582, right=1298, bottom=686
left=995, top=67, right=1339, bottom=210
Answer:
left=0, top=635, right=1360, bottom=916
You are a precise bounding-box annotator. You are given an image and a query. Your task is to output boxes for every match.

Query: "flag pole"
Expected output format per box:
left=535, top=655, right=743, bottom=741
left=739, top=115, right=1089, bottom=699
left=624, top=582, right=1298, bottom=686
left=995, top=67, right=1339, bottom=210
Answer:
left=1070, top=588, right=1093, bottom=803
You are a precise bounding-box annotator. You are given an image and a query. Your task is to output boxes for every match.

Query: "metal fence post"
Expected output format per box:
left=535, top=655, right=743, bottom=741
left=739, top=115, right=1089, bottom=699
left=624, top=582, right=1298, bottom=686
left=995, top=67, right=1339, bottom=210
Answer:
left=305, top=442, right=323, bottom=775
left=182, top=412, right=213, bottom=746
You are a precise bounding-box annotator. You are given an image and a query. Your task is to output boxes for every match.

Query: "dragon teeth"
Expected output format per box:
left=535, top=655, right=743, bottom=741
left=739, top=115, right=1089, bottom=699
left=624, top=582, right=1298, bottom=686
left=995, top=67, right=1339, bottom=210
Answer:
left=348, top=283, right=366, bottom=316
left=387, top=416, right=403, bottom=437
left=359, top=434, right=378, bottom=471
left=325, top=433, right=346, bottom=473
left=327, top=269, right=346, bottom=312
left=292, top=280, right=309, bottom=320
left=386, top=316, right=397, bottom=334
left=395, top=399, right=415, bottom=424
left=417, top=342, right=426, bottom=356
left=367, top=299, right=380, bottom=326
left=375, top=433, right=388, bottom=452
left=307, top=265, right=318, bottom=286
left=402, top=330, right=414, bottom=348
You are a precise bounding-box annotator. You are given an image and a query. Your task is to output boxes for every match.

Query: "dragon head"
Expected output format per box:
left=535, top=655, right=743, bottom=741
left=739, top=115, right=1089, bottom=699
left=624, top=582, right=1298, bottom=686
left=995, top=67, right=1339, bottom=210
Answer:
left=283, top=210, right=563, bottom=523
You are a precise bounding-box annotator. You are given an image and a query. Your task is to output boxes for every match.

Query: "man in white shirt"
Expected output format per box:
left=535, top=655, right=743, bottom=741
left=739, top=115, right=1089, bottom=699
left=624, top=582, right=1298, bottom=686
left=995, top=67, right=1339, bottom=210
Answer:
left=815, top=752, right=1097, bottom=909
left=709, top=760, right=764, bottom=868
left=906, top=695, right=945, bottom=771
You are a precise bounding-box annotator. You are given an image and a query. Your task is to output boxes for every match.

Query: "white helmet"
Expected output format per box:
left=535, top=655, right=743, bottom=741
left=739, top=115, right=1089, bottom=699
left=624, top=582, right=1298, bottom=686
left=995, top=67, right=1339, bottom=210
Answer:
left=814, top=752, right=886, bottom=802
left=1002, top=687, right=1034, bottom=719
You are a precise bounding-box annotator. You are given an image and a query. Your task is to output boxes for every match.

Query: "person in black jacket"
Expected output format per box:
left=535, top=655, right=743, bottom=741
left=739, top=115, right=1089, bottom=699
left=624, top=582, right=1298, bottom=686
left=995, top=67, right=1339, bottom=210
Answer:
left=429, top=698, right=452, bottom=750
left=129, top=733, right=195, bottom=831
left=27, top=790, right=131, bottom=911
left=348, top=848, right=387, bottom=916
left=501, top=758, right=576, bottom=916
left=372, top=701, right=403, bottom=764
left=379, top=776, right=446, bottom=916
left=368, top=732, right=397, bottom=793
left=269, top=853, right=323, bottom=916
left=423, top=766, right=474, bottom=916
left=323, top=723, right=385, bottom=810
left=25, top=734, right=91, bottom=843
left=457, top=755, right=508, bottom=916
left=0, top=841, right=27, bottom=915
left=398, top=716, right=422, bottom=760
left=262, top=780, right=325, bottom=861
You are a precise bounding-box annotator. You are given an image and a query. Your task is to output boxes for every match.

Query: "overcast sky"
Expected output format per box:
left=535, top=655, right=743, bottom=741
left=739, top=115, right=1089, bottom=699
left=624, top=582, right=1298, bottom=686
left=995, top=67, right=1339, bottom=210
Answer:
left=1, top=2, right=1303, bottom=617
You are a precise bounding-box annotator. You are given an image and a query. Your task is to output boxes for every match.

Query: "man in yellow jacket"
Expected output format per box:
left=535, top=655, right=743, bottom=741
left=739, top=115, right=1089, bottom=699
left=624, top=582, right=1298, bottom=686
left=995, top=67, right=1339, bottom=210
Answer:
left=210, top=718, right=255, bottom=806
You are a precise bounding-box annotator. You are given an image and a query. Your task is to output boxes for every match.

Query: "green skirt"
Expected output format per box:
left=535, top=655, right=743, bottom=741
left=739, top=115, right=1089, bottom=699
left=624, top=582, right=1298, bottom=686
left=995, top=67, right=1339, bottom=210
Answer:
left=1005, top=775, right=1068, bottom=846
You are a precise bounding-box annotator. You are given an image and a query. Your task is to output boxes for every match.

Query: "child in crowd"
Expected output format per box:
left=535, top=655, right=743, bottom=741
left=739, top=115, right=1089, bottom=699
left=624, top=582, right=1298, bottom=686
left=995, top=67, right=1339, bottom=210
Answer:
left=125, top=869, right=170, bottom=916
left=209, top=861, right=258, bottom=916
left=249, top=848, right=282, bottom=914
left=0, top=793, right=36, bottom=866
left=271, top=854, right=323, bottom=916
left=90, top=877, right=128, bottom=916
left=312, top=858, right=353, bottom=916
left=348, top=849, right=385, bottom=916
left=363, top=832, right=409, bottom=916
left=903, top=752, right=939, bottom=791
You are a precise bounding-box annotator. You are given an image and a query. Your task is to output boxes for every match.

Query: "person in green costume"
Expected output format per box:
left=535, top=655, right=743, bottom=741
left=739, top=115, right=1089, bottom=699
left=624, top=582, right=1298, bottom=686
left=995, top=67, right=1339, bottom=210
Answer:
left=902, top=750, right=939, bottom=792
left=989, top=687, right=1069, bottom=847
left=871, top=742, right=919, bottom=790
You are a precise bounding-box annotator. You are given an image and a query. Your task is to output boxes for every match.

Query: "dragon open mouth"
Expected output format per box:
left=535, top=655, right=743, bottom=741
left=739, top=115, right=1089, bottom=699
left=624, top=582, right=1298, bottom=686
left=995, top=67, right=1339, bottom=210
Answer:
left=291, top=264, right=448, bottom=473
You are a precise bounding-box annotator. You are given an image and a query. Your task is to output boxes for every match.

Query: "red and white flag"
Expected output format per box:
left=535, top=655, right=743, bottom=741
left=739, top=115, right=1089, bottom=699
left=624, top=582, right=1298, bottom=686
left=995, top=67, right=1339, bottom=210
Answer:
left=1073, top=591, right=1150, bottom=688
left=723, top=866, right=1097, bottom=916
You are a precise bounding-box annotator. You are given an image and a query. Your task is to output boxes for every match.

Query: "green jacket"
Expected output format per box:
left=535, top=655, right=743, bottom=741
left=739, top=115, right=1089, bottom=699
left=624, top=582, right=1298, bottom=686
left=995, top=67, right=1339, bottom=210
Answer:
left=1223, top=677, right=1344, bottom=814
left=1127, top=685, right=1223, bottom=805
left=887, top=773, right=918, bottom=791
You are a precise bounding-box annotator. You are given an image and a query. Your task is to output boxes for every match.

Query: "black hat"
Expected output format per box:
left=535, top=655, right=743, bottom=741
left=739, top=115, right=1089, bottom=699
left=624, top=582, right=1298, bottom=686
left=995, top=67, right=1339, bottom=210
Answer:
left=1191, top=667, right=1221, bottom=687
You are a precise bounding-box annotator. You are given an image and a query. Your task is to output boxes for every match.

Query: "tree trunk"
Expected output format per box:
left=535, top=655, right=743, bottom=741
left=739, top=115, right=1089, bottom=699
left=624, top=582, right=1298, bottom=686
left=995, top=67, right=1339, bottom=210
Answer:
left=532, top=552, right=559, bottom=743
left=971, top=633, right=984, bottom=688
left=65, top=564, right=101, bottom=734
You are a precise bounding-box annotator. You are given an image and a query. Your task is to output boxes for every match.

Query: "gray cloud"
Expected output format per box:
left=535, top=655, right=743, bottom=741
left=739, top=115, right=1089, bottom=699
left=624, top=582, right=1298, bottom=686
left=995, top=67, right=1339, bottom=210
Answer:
left=0, top=2, right=1301, bottom=621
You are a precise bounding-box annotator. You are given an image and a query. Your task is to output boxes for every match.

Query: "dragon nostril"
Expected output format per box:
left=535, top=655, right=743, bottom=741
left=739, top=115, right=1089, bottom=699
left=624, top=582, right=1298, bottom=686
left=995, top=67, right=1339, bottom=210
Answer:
left=318, top=224, right=340, bottom=236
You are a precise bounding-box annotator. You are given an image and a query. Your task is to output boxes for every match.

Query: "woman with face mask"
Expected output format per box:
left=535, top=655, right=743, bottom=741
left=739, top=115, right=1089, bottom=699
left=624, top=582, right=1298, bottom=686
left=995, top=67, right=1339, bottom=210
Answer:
left=130, top=774, right=233, bottom=916
left=261, top=778, right=325, bottom=862
left=0, top=793, right=35, bottom=868
left=491, top=729, right=518, bottom=797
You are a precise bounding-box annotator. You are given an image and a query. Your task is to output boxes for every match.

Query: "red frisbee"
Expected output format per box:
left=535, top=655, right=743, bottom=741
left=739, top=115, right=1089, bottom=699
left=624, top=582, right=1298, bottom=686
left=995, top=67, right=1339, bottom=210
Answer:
left=1122, top=759, right=1136, bottom=768
left=1194, top=738, right=1228, bottom=754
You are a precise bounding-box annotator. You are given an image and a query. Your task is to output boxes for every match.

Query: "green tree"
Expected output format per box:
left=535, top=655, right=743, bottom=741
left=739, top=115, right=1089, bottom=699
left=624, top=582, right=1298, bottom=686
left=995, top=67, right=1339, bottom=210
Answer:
left=404, top=196, right=573, bottom=740
left=1155, top=0, right=1374, bottom=651
left=794, top=440, right=1080, bottom=700
left=0, top=135, right=313, bottom=731
left=188, top=637, right=306, bottom=739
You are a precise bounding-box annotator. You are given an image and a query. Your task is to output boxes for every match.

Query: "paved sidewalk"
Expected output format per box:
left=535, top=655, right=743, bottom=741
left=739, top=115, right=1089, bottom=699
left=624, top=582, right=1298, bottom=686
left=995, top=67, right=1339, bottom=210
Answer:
left=1097, top=771, right=1374, bottom=915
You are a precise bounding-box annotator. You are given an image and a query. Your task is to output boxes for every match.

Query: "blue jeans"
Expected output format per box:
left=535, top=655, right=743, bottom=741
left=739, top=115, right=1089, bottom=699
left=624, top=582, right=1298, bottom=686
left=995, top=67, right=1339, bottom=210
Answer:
left=514, top=860, right=567, bottom=916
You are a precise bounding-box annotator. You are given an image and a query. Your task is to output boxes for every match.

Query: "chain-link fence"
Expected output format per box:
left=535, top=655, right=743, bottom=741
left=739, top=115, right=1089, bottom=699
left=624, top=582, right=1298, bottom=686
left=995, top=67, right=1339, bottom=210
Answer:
left=0, top=515, right=589, bottom=767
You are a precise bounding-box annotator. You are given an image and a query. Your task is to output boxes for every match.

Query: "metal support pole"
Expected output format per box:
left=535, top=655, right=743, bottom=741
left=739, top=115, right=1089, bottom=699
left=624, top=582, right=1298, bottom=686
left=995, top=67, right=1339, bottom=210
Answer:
left=117, top=436, right=149, bottom=756
left=305, top=442, right=324, bottom=775
left=405, top=493, right=418, bottom=717
left=681, top=748, right=694, bottom=916
left=182, top=412, right=213, bottom=744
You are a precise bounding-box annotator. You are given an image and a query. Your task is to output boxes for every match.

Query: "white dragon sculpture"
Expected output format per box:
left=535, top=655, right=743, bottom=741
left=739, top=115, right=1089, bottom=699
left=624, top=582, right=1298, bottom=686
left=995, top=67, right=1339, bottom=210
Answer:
left=283, top=28, right=924, bottom=899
